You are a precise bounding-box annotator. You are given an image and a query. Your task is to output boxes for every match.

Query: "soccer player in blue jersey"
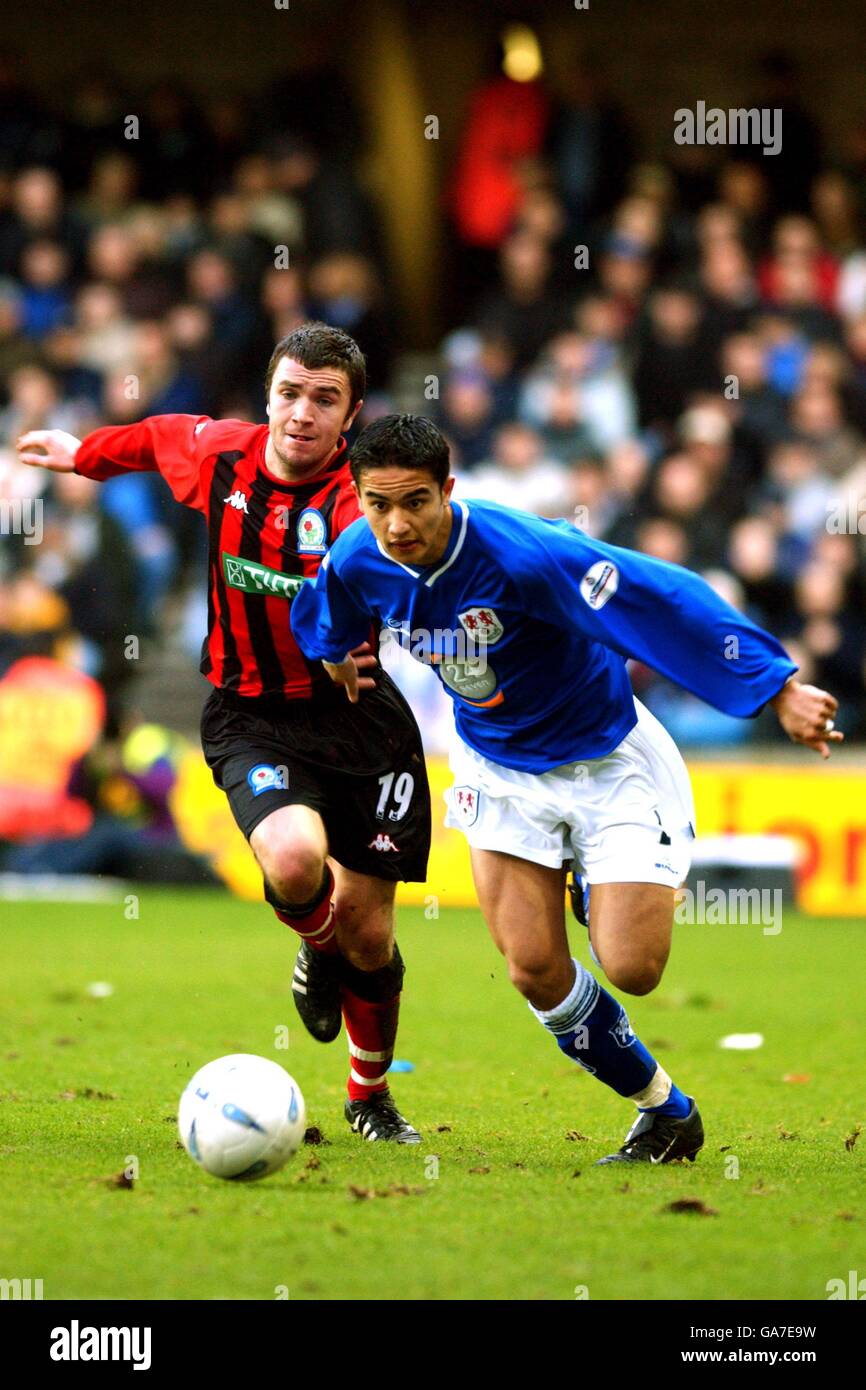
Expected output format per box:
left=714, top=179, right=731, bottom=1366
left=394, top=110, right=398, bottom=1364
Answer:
left=291, top=414, right=843, bottom=1165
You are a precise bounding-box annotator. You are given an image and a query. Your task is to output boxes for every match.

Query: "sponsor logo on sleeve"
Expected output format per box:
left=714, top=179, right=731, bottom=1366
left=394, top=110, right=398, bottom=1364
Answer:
left=580, top=560, right=619, bottom=610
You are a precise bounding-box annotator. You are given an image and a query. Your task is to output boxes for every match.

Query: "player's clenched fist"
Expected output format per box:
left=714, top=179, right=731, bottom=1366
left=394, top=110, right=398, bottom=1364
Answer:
left=16, top=429, right=82, bottom=472
left=769, top=677, right=845, bottom=759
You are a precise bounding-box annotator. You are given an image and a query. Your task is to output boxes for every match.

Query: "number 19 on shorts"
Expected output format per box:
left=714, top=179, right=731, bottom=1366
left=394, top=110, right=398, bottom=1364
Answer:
left=375, top=771, right=415, bottom=822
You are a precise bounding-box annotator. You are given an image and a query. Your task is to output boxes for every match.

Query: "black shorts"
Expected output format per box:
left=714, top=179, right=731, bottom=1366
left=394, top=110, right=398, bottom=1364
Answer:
left=200, top=672, right=431, bottom=882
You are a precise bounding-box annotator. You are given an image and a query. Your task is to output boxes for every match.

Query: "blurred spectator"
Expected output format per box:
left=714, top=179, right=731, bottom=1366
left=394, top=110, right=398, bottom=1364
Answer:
left=727, top=515, right=792, bottom=629
left=720, top=333, right=790, bottom=487
left=649, top=451, right=729, bottom=568
left=0, top=363, right=87, bottom=440
left=717, top=163, right=772, bottom=257
left=811, top=171, right=861, bottom=259
left=449, top=58, right=549, bottom=265
left=186, top=247, right=258, bottom=365
left=0, top=166, right=86, bottom=277
left=18, top=239, right=72, bottom=337
left=460, top=421, right=571, bottom=517
left=699, top=238, right=761, bottom=353
left=782, top=561, right=866, bottom=732
left=437, top=370, right=498, bottom=470
left=742, top=51, right=823, bottom=214
left=547, top=59, right=633, bottom=240
left=33, top=470, right=140, bottom=687
left=519, top=329, right=636, bottom=452
left=74, top=152, right=141, bottom=229
left=790, top=380, right=863, bottom=475
left=0, top=280, right=37, bottom=385
left=632, top=284, right=718, bottom=434
left=308, top=251, right=394, bottom=389
left=473, top=230, right=570, bottom=371
left=595, top=234, right=653, bottom=328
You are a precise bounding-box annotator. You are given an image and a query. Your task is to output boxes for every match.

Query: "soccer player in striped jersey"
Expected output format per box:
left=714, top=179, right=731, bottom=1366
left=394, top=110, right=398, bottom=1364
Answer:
left=16, top=325, right=431, bottom=1145
left=291, top=413, right=844, bottom=1166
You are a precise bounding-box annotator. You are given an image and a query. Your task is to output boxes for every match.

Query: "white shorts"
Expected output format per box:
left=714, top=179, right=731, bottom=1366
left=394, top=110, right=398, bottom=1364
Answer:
left=443, top=698, right=696, bottom=888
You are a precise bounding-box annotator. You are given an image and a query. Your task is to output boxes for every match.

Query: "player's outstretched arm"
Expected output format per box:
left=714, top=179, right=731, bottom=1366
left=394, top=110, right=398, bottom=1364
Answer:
left=768, top=676, right=845, bottom=760
left=21, top=415, right=212, bottom=512
left=519, top=521, right=841, bottom=747
left=17, top=430, right=81, bottom=472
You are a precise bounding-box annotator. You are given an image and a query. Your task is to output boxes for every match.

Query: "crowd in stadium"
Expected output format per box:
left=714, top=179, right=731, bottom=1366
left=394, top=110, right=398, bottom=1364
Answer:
left=2, top=52, right=866, bottom=752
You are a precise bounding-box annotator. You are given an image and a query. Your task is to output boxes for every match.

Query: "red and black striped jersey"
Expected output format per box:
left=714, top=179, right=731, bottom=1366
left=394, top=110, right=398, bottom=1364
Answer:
left=74, top=414, right=364, bottom=699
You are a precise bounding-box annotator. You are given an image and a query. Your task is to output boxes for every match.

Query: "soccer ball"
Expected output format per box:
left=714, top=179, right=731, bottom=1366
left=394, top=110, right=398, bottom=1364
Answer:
left=178, top=1054, right=306, bottom=1181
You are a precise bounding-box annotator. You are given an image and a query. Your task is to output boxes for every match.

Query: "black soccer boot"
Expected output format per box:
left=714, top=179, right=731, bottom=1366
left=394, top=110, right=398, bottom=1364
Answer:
left=291, top=941, right=343, bottom=1043
left=344, top=1089, right=421, bottom=1143
left=595, top=1098, right=704, bottom=1165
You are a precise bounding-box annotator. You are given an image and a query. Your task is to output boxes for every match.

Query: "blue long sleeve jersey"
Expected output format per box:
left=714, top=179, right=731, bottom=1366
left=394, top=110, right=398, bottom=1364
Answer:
left=290, top=499, right=797, bottom=773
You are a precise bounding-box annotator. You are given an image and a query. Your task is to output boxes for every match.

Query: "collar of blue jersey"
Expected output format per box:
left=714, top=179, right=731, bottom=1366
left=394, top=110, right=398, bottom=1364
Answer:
left=375, top=499, right=469, bottom=587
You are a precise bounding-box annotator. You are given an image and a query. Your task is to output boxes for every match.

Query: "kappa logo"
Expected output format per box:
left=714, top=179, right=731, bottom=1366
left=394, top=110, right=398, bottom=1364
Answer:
left=297, top=508, right=327, bottom=554
left=458, top=607, right=504, bottom=644
left=368, top=833, right=399, bottom=852
left=224, top=490, right=249, bottom=513
left=451, top=785, right=480, bottom=827
left=247, top=764, right=288, bottom=797
left=580, top=560, right=619, bottom=610
left=194, top=420, right=208, bottom=435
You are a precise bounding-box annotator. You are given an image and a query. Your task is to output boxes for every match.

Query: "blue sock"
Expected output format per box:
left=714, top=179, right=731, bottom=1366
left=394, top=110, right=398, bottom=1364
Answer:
left=643, top=1083, right=691, bottom=1118
left=530, top=958, right=689, bottom=1112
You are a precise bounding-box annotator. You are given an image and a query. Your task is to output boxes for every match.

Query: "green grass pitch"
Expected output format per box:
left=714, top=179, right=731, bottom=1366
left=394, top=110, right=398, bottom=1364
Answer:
left=0, top=890, right=862, bottom=1301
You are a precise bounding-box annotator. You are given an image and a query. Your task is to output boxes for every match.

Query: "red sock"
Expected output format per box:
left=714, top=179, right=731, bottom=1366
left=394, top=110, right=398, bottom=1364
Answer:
left=271, top=864, right=338, bottom=954
left=342, top=989, right=400, bottom=1101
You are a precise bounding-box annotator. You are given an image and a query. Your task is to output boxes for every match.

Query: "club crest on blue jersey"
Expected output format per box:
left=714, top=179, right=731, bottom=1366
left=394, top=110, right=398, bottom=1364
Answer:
left=458, top=606, right=504, bottom=644
left=450, top=785, right=480, bottom=826
left=580, top=560, right=619, bottom=609
left=297, top=508, right=327, bottom=554
left=247, top=764, right=288, bottom=796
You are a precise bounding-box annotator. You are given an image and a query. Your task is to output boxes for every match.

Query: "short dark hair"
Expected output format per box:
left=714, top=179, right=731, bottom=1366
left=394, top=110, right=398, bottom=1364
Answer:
left=264, top=320, right=366, bottom=409
left=349, top=414, right=451, bottom=490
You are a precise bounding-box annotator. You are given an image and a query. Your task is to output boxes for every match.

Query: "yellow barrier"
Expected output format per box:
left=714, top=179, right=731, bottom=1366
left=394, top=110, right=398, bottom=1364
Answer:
left=688, top=763, right=866, bottom=918
left=172, top=754, right=866, bottom=917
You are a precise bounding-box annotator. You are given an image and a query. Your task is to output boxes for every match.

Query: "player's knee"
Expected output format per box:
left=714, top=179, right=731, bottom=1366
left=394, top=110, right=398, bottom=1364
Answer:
left=507, top=953, right=562, bottom=1001
left=604, top=958, right=665, bottom=996
left=256, top=836, right=325, bottom=906
left=337, top=911, right=393, bottom=971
